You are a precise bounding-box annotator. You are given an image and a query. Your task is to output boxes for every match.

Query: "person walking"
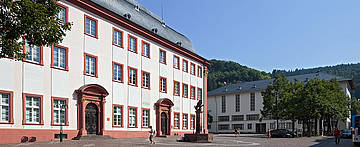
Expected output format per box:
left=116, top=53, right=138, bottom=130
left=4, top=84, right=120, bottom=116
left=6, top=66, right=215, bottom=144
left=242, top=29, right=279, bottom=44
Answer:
left=267, top=129, right=271, bottom=139
left=333, top=128, right=340, bottom=144
left=149, top=126, right=155, bottom=144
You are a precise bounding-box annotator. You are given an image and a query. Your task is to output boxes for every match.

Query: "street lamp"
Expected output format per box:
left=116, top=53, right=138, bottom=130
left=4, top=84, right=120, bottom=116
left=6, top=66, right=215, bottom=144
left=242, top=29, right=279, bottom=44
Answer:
left=55, top=103, right=67, bottom=142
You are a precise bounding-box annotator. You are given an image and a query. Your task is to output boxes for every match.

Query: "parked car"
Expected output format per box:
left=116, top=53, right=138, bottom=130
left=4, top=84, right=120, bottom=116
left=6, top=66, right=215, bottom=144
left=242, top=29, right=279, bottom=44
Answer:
left=341, top=130, right=352, bottom=139
left=270, top=129, right=297, bottom=138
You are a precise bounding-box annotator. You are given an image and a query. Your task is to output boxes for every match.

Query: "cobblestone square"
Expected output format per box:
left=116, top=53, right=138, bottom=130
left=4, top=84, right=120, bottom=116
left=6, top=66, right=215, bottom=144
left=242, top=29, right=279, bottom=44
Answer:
left=1, top=134, right=357, bottom=147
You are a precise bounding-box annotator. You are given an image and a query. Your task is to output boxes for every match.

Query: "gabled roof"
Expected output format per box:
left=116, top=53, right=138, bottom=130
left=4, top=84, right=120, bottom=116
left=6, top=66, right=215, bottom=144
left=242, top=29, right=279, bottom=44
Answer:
left=89, top=0, right=195, bottom=53
left=208, top=73, right=354, bottom=96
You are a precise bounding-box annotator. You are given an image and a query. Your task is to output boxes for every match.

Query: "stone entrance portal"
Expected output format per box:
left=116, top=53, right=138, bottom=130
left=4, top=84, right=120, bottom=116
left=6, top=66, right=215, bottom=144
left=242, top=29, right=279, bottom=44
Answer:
left=155, top=98, right=174, bottom=136
left=76, top=84, right=109, bottom=136
left=85, top=103, right=98, bottom=134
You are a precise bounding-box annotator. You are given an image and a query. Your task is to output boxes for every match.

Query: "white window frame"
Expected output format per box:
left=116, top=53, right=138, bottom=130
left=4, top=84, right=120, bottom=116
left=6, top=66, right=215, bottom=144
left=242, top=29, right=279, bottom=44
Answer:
left=174, top=56, right=179, bottom=69
left=182, top=114, right=188, bottom=129
left=197, top=88, right=202, bottom=100
left=53, top=99, right=66, bottom=125
left=160, top=77, right=167, bottom=93
left=129, top=68, right=137, bottom=86
left=113, top=29, right=123, bottom=47
left=25, top=41, right=41, bottom=64
left=129, top=36, right=137, bottom=52
left=190, top=86, right=195, bottom=99
left=183, top=60, right=188, bottom=72
left=174, top=113, right=179, bottom=129
left=114, top=106, right=123, bottom=126
left=183, top=84, right=188, bottom=98
left=0, top=93, right=10, bottom=122
left=160, top=50, right=166, bottom=64
left=174, top=82, right=180, bottom=96
left=113, top=64, right=123, bottom=82
left=142, top=41, right=150, bottom=57
left=25, top=96, right=41, bottom=124
left=142, top=109, right=149, bottom=128
left=57, top=6, right=66, bottom=25
left=190, top=115, right=195, bottom=130
left=129, top=108, right=137, bottom=127
left=53, top=46, right=66, bottom=69
left=190, top=64, right=195, bottom=75
left=85, top=17, right=96, bottom=37
left=142, top=72, right=150, bottom=89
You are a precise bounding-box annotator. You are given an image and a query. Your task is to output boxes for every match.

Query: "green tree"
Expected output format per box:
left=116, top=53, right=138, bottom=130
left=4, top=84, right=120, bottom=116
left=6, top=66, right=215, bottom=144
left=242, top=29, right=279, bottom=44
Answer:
left=261, top=74, right=290, bottom=129
left=1, top=0, right=71, bottom=59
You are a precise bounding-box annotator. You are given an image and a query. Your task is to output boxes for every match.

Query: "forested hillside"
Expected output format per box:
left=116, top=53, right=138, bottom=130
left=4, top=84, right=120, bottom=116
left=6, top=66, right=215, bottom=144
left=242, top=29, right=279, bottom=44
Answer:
left=207, top=59, right=360, bottom=98
left=272, top=63, right=360, bottom=98
left=207, top=59, right=271, bottom=91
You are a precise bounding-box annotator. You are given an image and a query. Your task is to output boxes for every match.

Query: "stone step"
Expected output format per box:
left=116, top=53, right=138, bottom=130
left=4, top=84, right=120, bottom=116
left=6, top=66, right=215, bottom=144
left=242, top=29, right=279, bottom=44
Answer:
left=77, top=135, right=115, bottom=140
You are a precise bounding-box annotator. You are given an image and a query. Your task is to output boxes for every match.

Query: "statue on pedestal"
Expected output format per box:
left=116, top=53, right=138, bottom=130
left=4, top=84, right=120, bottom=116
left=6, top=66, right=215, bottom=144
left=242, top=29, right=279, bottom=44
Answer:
left=194, top=100, right=203, bottom=134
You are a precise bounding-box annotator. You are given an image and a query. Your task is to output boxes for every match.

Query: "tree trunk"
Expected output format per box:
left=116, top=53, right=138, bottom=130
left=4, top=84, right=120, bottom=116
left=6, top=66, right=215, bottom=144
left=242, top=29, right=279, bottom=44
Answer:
left=308, top=120, right=312, bottom=137
left=315, top=119, right=319, bottom=136
left=302, top=120, right=306, bottom=137
left=292, top=120, right=295, bottom=132
left=327, top=117, right=331, bottom=135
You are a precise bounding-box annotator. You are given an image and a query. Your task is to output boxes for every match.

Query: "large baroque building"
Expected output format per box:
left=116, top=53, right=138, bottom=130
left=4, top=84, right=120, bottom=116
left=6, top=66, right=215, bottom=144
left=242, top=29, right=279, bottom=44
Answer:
left=0, top=0, right=209, bottom=144
left=207, top=73, right=354, bottom=134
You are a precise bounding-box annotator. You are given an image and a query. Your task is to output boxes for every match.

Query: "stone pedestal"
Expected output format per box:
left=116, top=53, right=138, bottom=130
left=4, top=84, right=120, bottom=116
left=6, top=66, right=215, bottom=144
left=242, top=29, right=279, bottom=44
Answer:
left=183, top=133, right=213, bottom=143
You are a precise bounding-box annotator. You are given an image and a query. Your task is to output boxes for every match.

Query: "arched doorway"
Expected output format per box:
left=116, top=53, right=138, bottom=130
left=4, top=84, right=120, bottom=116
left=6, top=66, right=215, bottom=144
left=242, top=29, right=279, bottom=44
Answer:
left=155, top=98, right=174, bottom=136
left=76, top=84, right=109, bottom=136
left=85, top=103, right=98, bottom=134
left=161, top=112, right=168, bottom=135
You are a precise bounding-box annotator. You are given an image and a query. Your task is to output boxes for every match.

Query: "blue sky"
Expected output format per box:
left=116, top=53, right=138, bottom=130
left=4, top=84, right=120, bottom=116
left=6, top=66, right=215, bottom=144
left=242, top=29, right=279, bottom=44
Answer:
left=137, top=0, right=360, bottom=72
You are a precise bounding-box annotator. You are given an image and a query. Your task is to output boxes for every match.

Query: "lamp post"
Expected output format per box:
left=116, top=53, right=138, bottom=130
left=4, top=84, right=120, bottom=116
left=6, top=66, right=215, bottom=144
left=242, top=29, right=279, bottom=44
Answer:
left=56, top=103, right=67, bottom=142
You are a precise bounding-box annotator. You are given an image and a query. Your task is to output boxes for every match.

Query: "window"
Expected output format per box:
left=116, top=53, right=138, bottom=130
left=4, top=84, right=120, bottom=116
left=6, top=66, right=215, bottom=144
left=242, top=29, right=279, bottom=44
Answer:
left=84, top=53, right=97, bottom=77
left=232, top=115, right=244, bottom=121
left=159, top=49, right=166, bottom=64
left=233, top=124, right=244, bottom=130
left=56, top=4, right=68, bottom=25
left=218, top=116, right=229, bottom=122
left=142, top=41, right=150, bottom=58
left=174, top=81, right=180, bottom=96
left=250, top=93, right=255, bottom=111
left=182, top=83, right=188, bottom=98
left=160, top=77, right=167, bottom=93
left=51, top=45, right=68, bottom=70
left=0, top=91, right=12, bottom=123
left=174, top=113, right=180, bottom=129
left=128, top=35, right=137, bottom=53
left=24, top=94, right=42, bottom=124
left=247, top=123, right=252, bottom=130
left=190, top=63, right=195, bottom=75
left=142, top=109, right=150, bottom=128
left=113, top=28, right=123, bottom=47
left=113, top=105, right=123, bottom=127
left=190, top=86, right=195, bottom=100
left=235, top=94, right=240, bottom=112
left=128, top=107, right=137, bottom=128
left=113, top=62, right=123, bottom=83
left=246, top=114, right=259, bottom=121
left=24, top=40, right=42, bottom=65
left=221, top=96, right=226, bottom=113
left=84, top=15, right=97, bottom=38
left=197, top=66, right=202, bottom=78
left=182, top=114, right=188, bottom=129
left=270, top=123, right=276, bottom=129
left=142, top=71, right=150, bottom=89
left=190, top=115, right=195, bottom=130
left=197, top=88, right=202, bottom=100
left=182, top=59, right=188, bottom=72
left=218, top=124, right=229, bottom=130
left=173, top=55, right=180, bottom=69
left=128, top=67, right=138, bottom=86
left=52, top=98, right=68, bottom=126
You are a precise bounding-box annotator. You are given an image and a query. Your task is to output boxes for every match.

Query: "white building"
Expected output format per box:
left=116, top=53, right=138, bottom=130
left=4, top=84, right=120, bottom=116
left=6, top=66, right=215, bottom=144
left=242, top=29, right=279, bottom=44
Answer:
left=207, top=73, right=354, bottom=134
left=0, top=0, right=210, bottom=144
